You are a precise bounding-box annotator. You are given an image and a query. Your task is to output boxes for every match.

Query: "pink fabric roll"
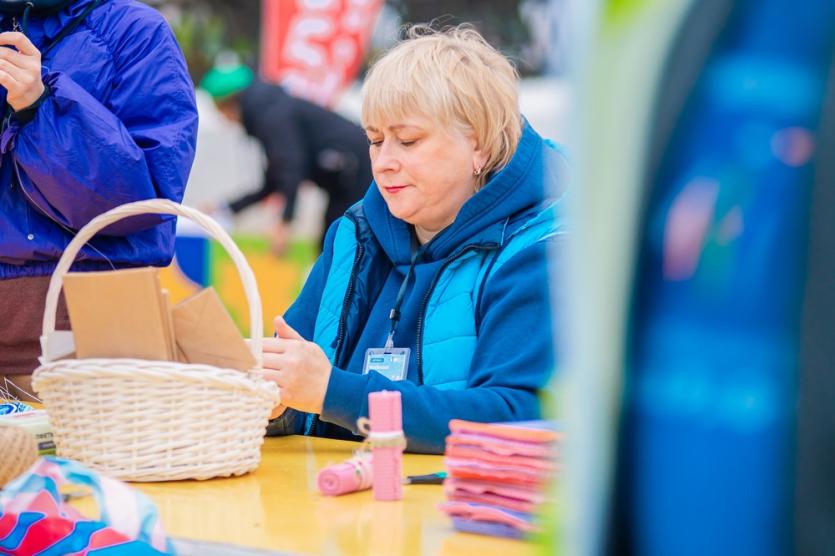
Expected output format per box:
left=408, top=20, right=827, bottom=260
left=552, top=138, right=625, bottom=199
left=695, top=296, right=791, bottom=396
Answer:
left=369, top=390, right=404, bottom=501
left=317, top=455, right=373, bottom=496
left=369, top=390, right=402, bottom=432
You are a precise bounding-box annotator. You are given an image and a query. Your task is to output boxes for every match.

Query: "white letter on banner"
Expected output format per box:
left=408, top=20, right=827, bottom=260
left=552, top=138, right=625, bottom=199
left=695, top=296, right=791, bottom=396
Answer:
left=300, top=0, right=338, bottom=10
left=331, top=37, right=357, bottom=69
left=283, top=15, right=335, bottom=67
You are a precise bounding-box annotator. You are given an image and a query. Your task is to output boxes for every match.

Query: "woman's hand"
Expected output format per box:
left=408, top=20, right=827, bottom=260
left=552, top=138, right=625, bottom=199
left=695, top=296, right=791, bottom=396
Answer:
left=257, top=316, right=332, bottom=415
left=0, top=33, right=45, bottom=112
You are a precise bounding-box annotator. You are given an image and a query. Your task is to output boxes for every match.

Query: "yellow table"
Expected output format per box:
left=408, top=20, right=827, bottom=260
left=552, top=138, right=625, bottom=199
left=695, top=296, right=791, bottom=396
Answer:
left=113, top=436, right=537, bottom=555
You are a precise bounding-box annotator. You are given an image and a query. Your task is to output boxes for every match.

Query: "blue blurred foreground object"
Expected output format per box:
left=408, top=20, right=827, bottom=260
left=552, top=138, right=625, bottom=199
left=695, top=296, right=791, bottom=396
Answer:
left=617, top=1, right=835, bottom=555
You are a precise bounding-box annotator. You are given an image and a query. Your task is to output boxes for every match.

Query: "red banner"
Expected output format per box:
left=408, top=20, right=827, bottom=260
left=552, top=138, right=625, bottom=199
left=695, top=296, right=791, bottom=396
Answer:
left=260, top=0, right=383, bottom=107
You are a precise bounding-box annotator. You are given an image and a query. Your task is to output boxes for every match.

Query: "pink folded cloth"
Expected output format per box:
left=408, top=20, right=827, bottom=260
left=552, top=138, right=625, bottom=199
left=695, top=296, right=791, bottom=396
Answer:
left=438, top=501, right=539, bottom=533
left=440, top=420, right=559, bottom=540
left=451, top=517, right=527, bottom=539
left=448, top=420, right=560, bottom=444
left=445, top=432, right=556, bottom=459
left=444, top=479, right=545, bottom=513
left=445, top=457, right=550, bottom=487
left=445, top=478, right=545, bottom=503
left=446, top=491, right=536, bottom=514
left=445, top=445, right=558, bottom=472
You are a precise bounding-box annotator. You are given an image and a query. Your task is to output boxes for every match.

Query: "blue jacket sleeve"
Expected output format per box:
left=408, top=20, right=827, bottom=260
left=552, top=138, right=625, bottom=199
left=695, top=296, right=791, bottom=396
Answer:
left=320, top=238, right=560, bottom=454
left=7, top=15, right=197, bottom=236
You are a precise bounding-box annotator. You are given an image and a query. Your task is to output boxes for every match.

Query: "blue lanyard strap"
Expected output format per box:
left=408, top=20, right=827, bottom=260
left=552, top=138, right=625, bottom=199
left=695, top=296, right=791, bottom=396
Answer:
left=386, top=246, right=425, bottom=349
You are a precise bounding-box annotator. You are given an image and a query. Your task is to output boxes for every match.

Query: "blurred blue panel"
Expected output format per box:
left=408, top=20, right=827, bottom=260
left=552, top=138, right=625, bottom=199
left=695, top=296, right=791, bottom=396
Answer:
left=174, top=235, right=210, bottom=287
left=625, top=0, right=835, bottom=554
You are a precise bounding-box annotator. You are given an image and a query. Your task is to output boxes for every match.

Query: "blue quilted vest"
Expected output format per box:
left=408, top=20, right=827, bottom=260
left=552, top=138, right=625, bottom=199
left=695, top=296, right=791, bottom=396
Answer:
left=312, top=201, right=562, bottom=390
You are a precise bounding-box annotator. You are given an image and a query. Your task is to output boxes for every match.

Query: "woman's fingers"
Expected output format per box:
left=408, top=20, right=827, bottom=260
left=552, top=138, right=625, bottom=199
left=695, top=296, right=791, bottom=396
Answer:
left=255, top=368, right=279, bottom=379
left=274, top=315, right=304, bottom=340
left=0, top=47, right=31, bottom=70
left=260, top=337, right=288, bottom=354
left=261, top=353, right=285, bottom=372
left=255, top=368, right=298, bottom=407
left=0, top=32, right=39, bottom=57
left=0, top=68, right=21, bottom=91
left=245, top=337, right=290, bottom=354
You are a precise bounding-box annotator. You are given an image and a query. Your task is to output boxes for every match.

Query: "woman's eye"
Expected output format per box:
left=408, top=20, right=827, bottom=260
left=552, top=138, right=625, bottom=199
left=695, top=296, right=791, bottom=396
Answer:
left=400, top=140, right=417, bottom=147
left=368, top=139, right=382, bottom=147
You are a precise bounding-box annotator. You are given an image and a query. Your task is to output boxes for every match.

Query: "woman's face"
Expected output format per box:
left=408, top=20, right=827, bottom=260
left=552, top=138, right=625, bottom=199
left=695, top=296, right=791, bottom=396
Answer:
left=366, top=115, right=486, bottom=236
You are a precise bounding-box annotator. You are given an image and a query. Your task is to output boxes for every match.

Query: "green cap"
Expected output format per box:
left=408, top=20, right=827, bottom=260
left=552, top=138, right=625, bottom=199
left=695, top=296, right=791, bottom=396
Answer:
left=200, top=64, right=255, bottom=100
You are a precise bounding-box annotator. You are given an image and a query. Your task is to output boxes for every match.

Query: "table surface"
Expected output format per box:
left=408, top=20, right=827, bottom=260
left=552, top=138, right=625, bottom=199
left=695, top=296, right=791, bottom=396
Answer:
left=77, top=435, right=538, bottom=555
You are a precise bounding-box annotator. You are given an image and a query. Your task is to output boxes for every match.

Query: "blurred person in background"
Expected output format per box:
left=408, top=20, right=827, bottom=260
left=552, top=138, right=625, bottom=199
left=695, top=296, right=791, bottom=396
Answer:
left=253, top=25, right=567, bottom=454
left=0, top=0, right=198, bottom=397
left=200, top=64, right=372, bottom=255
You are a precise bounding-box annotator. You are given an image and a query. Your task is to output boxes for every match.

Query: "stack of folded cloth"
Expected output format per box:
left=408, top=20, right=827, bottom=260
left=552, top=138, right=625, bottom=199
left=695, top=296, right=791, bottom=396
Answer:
left=439, top=419, right=560, bottom=540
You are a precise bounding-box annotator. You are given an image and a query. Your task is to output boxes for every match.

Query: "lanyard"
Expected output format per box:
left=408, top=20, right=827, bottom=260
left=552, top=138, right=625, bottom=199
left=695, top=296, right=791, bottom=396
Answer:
left=385, top=245, right=426, bottom=349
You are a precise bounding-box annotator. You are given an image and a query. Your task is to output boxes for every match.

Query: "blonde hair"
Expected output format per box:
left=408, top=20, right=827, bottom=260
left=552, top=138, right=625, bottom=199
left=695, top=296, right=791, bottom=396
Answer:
left=361, top=24, right=522, bottom=187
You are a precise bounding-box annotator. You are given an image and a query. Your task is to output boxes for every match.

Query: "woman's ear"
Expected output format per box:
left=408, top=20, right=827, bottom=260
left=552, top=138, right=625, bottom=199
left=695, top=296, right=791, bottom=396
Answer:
left=472, top=150, right=488, bottom=176
left=468, top=133, right=488, bottom=174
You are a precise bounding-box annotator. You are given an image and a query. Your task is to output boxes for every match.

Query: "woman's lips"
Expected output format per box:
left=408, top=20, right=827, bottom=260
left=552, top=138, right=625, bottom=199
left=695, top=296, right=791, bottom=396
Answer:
left=383, top=185, right=408, bottom=194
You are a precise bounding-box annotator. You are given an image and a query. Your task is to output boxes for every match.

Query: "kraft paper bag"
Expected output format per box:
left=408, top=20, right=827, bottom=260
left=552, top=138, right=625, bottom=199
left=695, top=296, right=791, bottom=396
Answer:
left=159, top=289, right=176, bottom=361
left=172, top=287, right=256, bottom=372
left=63, top=268, right=171, bottom=360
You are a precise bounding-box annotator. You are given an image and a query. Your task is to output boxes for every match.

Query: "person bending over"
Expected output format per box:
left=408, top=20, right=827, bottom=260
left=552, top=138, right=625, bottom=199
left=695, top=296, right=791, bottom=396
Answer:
left=201, top=64, right=372, bottom=254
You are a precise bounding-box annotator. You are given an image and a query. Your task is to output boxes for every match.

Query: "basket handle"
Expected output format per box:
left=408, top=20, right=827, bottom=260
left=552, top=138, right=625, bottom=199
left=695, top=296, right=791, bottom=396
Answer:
left=40, top=199, right=263, bottom=368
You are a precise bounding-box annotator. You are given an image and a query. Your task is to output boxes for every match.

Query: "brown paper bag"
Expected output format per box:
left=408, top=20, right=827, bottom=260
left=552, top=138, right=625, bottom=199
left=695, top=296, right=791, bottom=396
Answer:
left=172, top=287, right=256, bottom=371
left=159, top=289, right=176, bottom=361
left=63, top=268, right=171, bottom=360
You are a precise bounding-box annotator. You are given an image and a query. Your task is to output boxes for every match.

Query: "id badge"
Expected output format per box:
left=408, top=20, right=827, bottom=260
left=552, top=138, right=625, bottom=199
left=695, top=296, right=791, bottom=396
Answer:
left=363, top=348, right=410, bottom=381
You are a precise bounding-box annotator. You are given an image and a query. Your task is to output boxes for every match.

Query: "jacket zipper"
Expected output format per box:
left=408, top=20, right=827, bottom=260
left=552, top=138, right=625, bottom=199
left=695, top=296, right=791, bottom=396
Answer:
left=1, top=18, right=21, bottom=133
left=415, top=243, right=499, bottom=385
left=334, top=242, right=365, bottom=366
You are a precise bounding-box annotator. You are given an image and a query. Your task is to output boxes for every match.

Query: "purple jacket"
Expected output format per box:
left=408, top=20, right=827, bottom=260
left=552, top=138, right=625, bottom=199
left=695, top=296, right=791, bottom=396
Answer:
left=0, top=0, right=198, bottom=279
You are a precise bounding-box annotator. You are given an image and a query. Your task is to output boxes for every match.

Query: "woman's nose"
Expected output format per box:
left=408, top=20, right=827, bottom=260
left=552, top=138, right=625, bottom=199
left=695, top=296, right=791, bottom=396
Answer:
left=372, top=142, right=399, bottom=174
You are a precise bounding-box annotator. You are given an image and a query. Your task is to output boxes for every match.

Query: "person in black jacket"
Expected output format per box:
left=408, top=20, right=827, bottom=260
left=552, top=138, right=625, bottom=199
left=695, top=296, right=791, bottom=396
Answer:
left=201, top=64, right=372, bottom=254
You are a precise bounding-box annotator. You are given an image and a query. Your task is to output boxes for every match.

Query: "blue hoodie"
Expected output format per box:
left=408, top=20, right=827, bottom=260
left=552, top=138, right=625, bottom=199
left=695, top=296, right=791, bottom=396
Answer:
left=272, top=120, right=566, bottom=453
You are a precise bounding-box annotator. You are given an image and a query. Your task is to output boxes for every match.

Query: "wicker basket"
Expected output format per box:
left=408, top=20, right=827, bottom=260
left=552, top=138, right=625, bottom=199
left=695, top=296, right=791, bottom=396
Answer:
left=31, top=199, right=280, bottom=482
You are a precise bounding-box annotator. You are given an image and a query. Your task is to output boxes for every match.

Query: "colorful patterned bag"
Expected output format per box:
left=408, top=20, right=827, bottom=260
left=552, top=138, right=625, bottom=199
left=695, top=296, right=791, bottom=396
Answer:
left=0, top=457, right=173, bottom=555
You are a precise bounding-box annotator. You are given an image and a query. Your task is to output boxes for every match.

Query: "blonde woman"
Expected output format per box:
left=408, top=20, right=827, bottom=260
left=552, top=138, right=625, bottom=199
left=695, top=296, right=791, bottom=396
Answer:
left=257, top=25, right=566, bottom=453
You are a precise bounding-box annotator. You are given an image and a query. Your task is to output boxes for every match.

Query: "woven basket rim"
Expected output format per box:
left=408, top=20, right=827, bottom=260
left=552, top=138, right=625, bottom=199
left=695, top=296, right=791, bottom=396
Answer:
left=32, top=359, right=279, bottom=401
